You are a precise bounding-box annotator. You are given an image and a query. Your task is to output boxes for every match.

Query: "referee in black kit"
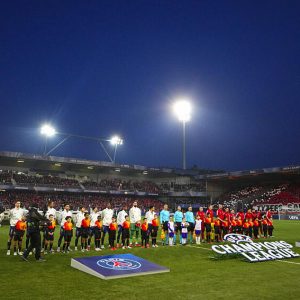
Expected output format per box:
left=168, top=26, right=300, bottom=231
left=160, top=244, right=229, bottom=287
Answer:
left=21, top=203, right=49, bottom=262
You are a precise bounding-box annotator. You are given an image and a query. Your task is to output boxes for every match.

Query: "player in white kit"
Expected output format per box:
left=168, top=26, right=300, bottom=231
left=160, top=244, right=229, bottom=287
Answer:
left=7, top=200, right=25, bottom=255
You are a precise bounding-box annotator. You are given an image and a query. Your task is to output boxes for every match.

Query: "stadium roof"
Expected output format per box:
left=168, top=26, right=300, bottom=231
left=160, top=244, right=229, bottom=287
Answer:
left=0, top=151, right=219, bottom=179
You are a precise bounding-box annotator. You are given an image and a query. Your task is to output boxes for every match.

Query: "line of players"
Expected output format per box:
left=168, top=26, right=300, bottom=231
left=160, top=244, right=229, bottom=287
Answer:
left=5, top=201, right=275, bottom=255
left=195, top=204, right=275, bottom=243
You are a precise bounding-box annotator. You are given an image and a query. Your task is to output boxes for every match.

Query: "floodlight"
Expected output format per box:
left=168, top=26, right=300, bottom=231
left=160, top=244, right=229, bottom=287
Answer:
left=110, top=135, right=123, bottom=145
left=40, top=124, right=56, bottom=137
left=173, top=100, right=191, bottom=122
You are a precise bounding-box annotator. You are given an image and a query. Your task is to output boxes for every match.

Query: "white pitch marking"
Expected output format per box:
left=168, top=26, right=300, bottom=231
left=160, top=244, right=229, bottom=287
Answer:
left=187, top=245, right=212, bottom=251
left=276, top=260, right=300, bottom=265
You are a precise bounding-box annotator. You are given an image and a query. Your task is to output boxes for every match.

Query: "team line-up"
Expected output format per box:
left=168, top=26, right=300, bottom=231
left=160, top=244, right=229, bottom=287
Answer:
left=6, top=200, right=275, bottom=255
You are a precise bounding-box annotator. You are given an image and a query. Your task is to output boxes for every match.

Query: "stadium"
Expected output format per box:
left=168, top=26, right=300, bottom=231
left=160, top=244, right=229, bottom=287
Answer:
left=1, top=1, right=300, bottom=300
left=0, top=151, right=300, bottom=299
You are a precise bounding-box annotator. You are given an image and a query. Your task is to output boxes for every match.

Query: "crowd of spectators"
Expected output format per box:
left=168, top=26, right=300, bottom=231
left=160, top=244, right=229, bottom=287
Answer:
left=216, top=183, right=300, bottom=209
left=0, top=170, right=12, bottom=184
left=0, top=191, right=164, bottom=212
left=251, top=184, right=300, bottom=205
left=160, top=182, right=205, bottom=192
left=82, top=178, right=160, bottom=193
left=13, top=173, right=80, bottom=188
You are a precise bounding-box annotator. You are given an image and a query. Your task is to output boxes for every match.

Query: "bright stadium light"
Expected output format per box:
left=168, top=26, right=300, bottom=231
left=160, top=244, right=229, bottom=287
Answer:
left=110, top=135, right=123, bottom=163
left=40, top=124, right=56, bottom=137
left=110, top=135, right=123, bottom=146
left=173, top=99, right=192, bottom=170
left=173, top=99, right=191, bottom=122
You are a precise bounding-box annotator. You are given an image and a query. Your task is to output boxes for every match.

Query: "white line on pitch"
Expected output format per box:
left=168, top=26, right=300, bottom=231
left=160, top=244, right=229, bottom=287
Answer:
left=187, top=245, right=212, bottom=251
left=276, top=260, right=300, bottom=265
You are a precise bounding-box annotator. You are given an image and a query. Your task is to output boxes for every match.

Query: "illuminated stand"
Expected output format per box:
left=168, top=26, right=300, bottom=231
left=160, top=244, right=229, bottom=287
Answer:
left=71, top=254, right=170, bottom=280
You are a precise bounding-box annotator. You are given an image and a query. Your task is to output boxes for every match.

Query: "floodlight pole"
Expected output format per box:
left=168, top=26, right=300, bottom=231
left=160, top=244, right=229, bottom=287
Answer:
left=182, top=121, right=186, bottom=170
left=113, top=144, right=118, bottom=163
left=43, top=137, right=48, bottom=156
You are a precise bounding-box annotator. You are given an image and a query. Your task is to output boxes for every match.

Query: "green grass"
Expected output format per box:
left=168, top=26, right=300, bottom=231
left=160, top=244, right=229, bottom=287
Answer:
left=1, top=221, right=300, bottom=300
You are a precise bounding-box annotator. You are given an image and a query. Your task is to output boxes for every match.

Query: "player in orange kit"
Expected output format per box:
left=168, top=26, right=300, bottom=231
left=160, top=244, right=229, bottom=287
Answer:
left=109, top=217, right=118, bottom=250
left=81, top=212, right=91, bottom=252
left=122, top=215, right=131, bottom=249
left=62, top=216, right=73, bottom=253
left=151, top=213, right=159, bottom=247
left=141, top=218, right=149, bottom=248
left=94, top=215, right=102, bottom=251
left=13, top=215, right=27, bottom=256
left=44, top=214, right=56, bottom=254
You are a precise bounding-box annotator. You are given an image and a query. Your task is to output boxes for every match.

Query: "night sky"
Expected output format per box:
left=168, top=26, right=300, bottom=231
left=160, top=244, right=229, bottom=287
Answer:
left=1, top=1, right=299, bottom=171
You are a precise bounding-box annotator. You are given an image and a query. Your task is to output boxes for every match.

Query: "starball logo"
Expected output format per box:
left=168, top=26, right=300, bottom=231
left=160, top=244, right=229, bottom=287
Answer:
left=97, top=258, right=141, bottom=270
left=223, top=234, right=253, bottom=244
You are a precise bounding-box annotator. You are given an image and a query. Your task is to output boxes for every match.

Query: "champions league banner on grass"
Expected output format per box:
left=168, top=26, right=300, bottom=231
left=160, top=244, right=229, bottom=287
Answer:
left=71, top=254, right=170, bottom=280
left=211, top=234, right=300, bottom=263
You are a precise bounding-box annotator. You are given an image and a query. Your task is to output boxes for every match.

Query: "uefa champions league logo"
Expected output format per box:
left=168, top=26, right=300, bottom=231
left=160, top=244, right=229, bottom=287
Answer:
left=223, top=233, right=253, bottom=244
left=97, top=258, right=141, bottom=271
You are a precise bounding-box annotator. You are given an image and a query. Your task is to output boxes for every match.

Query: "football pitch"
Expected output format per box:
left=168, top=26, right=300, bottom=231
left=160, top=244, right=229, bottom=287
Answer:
left=1, top=220, right=300, bottom=300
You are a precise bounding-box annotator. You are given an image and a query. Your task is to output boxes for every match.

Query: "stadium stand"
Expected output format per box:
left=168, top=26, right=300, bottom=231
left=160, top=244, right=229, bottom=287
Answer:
left=0, top=190, right=164, bottom=212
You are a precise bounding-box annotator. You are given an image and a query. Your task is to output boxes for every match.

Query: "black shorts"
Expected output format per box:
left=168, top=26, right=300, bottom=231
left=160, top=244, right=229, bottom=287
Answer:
left=81, top=228, right=90, bottom=238
left=9, top=226, right=15, bottom=238
left=94, top=228, right=101, bottom=239
left=214, top=226, right=220, bottom=234
left=151, top=226, right=158, bottom=237
left=45, top=230, right=55, bottom=241
left=175, top=222, right=182, bottom=232
left=162, top=221, right=168, bottom=231
left=122, top=228, right=130, bottom=239
left=188, top=222, right=195, bottom=232
left=14, top=231, right=24, bottom=241
left=205, top=224, right=212, bottom=233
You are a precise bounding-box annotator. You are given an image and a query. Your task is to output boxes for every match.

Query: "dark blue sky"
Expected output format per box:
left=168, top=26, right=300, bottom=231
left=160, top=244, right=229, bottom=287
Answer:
left=0, top=1, right=299, bottom=171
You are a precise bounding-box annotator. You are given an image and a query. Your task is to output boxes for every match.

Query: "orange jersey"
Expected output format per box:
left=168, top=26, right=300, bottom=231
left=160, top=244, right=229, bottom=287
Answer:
left=237, top=220, right=243, bottom=227
left=141, top=223, right=148, bottom=232
left=248, top=221, right=254, bottom=227
left=223, top=220, right=229, bottom=228
left=123, top=220, right=130, bottom=229
left=267, top=220, right=273, bottom=226
left=205, top=217, right=212, bottom=224
left=214, top=219, right=220, bottom=227
left=81, top=218, right=90, bottom=228
left=243, top=222, right=250, bottom=229
left=109, top=222, right=117, bottom=231
left=253, top=220, right=259, bottom=227
left=15, top=220, right=26, bottom=231
left=95, top=220, right=102, bottom=229
left=262, top=219, right=268, bottom=225
left=231, top=220, right=237, bottom=227
left=48, top=220, right=56, bottom=230
left=64, top=221, right=73, bottom=231
left=152, top=218, right=159, bottom=227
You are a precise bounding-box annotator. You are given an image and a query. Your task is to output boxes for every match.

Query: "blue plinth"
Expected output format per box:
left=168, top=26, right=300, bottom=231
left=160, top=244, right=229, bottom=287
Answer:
left=71, top=254, right=170, bottom=280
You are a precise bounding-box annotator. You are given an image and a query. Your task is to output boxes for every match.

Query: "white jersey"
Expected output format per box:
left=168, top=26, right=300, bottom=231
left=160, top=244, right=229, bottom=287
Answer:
left=76, top=211, right=85, bottom=228
left=102, top=208, right=114, bottom=226
left=90, top=211, right=100, bottom=226
left=129, top=206, right=141, bottom=224
left=145, top=210, right=155, bottom=224
left=168, top=221, right=175, bottom=233
left=195, top=219, right=202, bottom=231
left=60, top=210, right=72, bottom=226
left=117, top=210, right=128, bottom=226
left=9, top=208, right=25, bottom=226
left=45, top=207, right=57, bottom=220
left=181, top=222, right=188, bottom=234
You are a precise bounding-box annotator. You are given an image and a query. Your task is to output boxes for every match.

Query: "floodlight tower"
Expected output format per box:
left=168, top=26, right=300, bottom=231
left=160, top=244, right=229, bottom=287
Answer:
left=40, top=124, right=56, bottom=155
left=110, top=135, right=123, bottom=163
left=173, top=99, right=191, bottom=170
